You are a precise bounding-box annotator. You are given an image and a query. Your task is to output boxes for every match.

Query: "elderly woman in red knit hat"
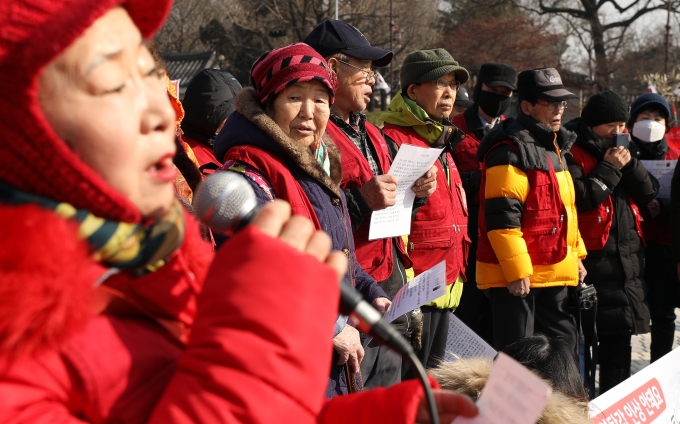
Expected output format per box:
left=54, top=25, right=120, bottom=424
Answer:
left=0, top=0, right=477, bottom=423
left=215, top=42, right=393, bottom=399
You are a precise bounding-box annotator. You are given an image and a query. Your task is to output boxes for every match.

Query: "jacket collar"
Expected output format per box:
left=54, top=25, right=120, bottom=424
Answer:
left=463, top=104, right=485, bottom=139
left=516, top=112, right=576, bottom=152
left=630, top=135, right=669, bottom=160
left=231, top=88, right=343, bottom=197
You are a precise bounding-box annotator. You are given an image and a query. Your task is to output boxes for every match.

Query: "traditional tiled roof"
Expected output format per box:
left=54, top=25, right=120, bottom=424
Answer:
left=163, top=50, right=216, bottom=98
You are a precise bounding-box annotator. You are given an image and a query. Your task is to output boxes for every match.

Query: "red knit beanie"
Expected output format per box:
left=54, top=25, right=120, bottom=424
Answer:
left=0, top=0, right=171, bottom=223
left=250, top=43, right=337, bottom=105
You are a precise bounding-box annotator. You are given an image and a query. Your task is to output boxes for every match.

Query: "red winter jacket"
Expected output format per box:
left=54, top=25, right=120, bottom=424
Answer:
left=0, top=204, right=433, bottom=423
left=569, top=144, right=645, bottom=250
left=451, top=112, right=482, bottom=175
left=382, top=123, right=470, bottom=284
left=326, top=120, right=411, bottom=282
left=451, top=110, right=507, bottom=205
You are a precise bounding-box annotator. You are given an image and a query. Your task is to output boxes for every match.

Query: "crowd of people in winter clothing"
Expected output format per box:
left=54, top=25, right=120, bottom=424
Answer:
left=1, top=0, right=679, bottom=422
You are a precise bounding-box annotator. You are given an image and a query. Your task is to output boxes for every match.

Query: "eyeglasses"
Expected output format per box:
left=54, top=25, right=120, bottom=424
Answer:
left=435, top=78, right=461, bottom=91
left=336, top=59, right=377, bottom=84
left=536, top=100, right=569, bottom=111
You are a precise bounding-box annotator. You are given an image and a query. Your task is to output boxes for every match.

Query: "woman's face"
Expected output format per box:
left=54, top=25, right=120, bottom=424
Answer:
left=271, top=81, right=331, bottom=148
left=39, top=7, right=176, bottom=220
left=635, top=107, right=666, bottom=127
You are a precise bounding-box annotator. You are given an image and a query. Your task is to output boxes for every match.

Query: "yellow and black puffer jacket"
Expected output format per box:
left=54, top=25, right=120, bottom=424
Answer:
left=475, top=112, right=587, bottom=289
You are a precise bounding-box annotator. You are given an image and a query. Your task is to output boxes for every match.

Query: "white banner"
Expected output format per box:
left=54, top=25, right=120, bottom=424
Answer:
left=589, top=347, right=680, bottom=423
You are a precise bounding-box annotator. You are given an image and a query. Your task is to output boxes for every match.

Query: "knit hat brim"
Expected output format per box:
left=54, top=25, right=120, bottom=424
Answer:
left=413, top=64, right=470, bottom=86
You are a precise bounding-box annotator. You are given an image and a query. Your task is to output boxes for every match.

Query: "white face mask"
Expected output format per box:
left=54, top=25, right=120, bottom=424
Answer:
left=632, top=120, right=666, bottom=142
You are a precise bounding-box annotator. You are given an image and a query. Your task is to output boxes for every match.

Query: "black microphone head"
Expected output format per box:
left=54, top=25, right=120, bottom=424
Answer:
left=193, top=170, right=258, bottom=233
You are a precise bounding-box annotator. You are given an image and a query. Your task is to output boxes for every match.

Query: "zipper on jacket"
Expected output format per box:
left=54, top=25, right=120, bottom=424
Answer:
left=552, top=133, right=564, bottom=168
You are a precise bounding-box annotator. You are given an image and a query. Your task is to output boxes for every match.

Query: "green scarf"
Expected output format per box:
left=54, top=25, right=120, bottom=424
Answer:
left=380, top=90, right=444, bottom=144
left=0, top=182, right=185, bottom=276
left=312, top=137, right=331, bottom=176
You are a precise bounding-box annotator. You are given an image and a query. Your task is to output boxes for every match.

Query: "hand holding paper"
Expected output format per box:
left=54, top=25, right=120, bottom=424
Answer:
left=369, top=144, right=444, bottom=240
left=383, top=261, right=447, bottom=323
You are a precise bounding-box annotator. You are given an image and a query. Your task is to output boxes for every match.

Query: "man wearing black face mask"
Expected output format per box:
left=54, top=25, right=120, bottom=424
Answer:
left=451, top=63, right=517, bottom=345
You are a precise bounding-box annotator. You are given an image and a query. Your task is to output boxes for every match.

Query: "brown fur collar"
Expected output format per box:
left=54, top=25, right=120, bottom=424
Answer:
left=429, top=358, right=592, bottom=424
left=234, top=88, right=343, bottom=198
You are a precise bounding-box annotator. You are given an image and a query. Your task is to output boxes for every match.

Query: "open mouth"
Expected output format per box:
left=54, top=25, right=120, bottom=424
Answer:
left=147, top=154, right=177, bottom=183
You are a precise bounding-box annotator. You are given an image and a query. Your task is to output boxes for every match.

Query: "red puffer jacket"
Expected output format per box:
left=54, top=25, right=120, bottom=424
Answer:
left=0, top=204, right=433, bottom=423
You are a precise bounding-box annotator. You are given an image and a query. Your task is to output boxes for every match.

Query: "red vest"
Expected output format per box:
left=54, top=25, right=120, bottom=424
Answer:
left=569, top=144, right=645, bottom=250
left=382, top=123, right=469, bottom=284
left=477, top=141, right=569, bottom=265
left=325, top=120, right=411, bottom=282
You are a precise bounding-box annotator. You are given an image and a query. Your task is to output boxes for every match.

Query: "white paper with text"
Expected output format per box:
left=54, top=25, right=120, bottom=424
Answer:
left=640, top=160, right=676, bottom=199
left=369, top=144, right=443, bottom=240
left=383, top=260, right=447, bottom=323
left=444, top=313, right=497, bottom=362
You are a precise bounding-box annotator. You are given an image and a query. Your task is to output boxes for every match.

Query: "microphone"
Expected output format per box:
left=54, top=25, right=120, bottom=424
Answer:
left=193, top=171, right=413, bottom=356
left=193, top=170, right=260, bottom=235
left=193, top=171, right=439, bottom=424
left=340, top=283, right=414, bottom=357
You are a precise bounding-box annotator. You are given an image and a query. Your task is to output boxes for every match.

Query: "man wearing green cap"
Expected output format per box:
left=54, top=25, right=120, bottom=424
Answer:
left=381, top=48, right=471, bottom=377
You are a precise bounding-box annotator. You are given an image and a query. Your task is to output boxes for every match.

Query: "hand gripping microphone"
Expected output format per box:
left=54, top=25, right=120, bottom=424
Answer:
left=194, top=171, right=413, bottom=356
left=193, top=172, right=438, bottom=424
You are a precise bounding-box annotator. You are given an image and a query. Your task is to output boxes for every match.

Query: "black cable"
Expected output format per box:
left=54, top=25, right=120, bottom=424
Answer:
left=339, top=284, right=439, bottom=424
left=406, top=351, right=440, bottom=424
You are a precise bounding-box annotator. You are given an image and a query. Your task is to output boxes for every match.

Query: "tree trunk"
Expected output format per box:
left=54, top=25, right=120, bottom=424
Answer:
left=590, top=18, right=610, bottom=91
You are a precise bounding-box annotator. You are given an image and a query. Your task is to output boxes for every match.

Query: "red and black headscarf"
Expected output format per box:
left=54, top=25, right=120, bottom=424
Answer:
left=250, top=43, right=337, bottom=105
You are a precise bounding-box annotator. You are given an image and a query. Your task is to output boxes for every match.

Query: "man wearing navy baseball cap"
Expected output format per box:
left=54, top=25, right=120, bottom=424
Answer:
left=475, top=68, right=587, bottom=357
left=305, top=21, right=437, bottom=390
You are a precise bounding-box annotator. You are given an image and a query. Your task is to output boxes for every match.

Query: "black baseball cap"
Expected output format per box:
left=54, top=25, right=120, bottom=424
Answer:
left=478, top=63, right=518, bottom=90
left=517, top=68, right=578, bottom=102
left=455, top=87, right=474, bottom=108
left=304, top=20, right=393, bottom=67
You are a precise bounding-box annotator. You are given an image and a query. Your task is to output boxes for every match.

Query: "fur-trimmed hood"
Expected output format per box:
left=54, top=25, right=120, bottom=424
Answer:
left=428, top=358, right=592, bottom=424
left=214, top=87, right=343, bottom=198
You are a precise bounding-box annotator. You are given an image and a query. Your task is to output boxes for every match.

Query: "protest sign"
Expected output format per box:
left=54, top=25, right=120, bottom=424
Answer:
left=589, top=347, right=680, bottom=424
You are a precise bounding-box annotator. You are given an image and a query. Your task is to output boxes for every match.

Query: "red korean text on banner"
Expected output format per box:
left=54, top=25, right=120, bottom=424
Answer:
left=591, top=378, right=667, bottom=424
